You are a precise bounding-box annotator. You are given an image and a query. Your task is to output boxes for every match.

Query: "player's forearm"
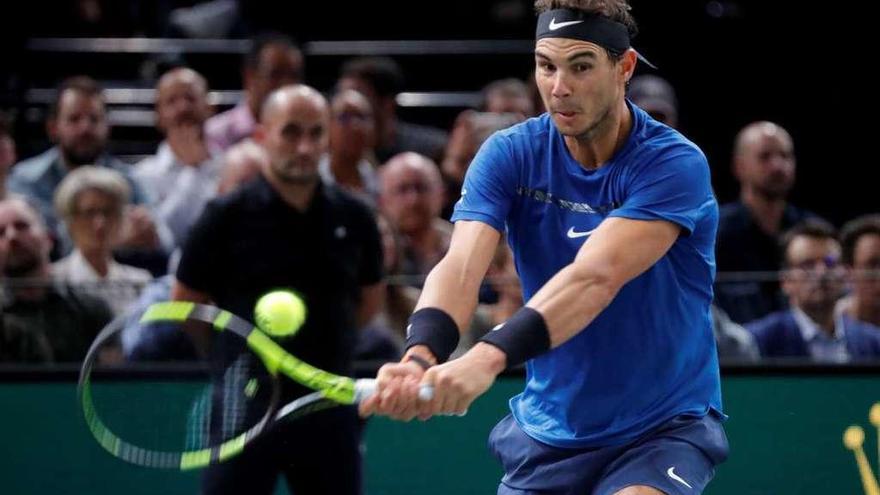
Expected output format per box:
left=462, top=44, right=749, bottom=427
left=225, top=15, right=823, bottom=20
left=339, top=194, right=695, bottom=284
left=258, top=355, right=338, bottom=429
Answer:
left=416, top=254, right=483, bottom=335
left=525, top=263, right=619, bottom=347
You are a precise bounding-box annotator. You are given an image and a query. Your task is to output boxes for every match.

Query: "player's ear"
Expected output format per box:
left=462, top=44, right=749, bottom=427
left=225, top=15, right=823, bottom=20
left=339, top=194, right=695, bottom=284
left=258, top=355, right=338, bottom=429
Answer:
left=618, top=50, right=638, bottom=83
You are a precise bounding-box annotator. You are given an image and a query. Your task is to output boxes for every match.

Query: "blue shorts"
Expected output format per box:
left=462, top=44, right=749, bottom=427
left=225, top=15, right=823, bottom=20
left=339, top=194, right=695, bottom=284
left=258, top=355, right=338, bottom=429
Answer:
left=488, top=411, right=728, bottom=495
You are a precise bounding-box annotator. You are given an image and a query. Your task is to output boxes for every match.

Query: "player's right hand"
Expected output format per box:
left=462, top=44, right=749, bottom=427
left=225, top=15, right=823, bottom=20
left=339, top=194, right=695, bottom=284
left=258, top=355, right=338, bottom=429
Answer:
left=359, top=359, right=426, bottom=421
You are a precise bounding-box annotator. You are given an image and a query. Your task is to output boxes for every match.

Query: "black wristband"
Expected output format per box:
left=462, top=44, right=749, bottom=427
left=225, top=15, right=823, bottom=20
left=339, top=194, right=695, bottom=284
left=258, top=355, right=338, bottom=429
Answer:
left=404, top=307, right=460, bottom=363
left=404, top=354, right=433, bottom=371
left=479, top=307, right=551, bottom=369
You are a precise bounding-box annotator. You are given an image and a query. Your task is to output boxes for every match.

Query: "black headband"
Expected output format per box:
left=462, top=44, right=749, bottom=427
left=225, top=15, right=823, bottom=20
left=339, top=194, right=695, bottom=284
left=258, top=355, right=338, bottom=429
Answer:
left=536, top=9, right=656, bottom=68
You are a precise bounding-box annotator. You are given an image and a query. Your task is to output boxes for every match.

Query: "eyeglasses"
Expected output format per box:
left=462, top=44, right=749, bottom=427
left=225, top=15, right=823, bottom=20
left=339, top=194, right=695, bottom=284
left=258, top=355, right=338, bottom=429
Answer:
left=788, top=255, right=841, bottom=271
left=73, top=207, right=121, bottom=220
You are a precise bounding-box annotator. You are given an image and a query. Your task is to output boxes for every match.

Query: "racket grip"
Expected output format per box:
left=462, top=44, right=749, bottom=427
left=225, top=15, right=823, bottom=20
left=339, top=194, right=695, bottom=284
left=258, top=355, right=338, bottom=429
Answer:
left=418, top=384, right=434, bottom=401
left=353, top=378, right=377, bottom=403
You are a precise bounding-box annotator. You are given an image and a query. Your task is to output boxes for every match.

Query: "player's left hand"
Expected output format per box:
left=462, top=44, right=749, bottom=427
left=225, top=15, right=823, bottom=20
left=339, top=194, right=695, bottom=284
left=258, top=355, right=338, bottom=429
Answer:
left=417, top=343, right=507, bottom=419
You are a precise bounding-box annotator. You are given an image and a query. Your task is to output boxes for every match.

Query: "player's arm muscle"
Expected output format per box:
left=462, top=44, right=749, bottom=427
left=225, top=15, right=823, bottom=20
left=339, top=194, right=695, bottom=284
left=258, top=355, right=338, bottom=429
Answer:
left=415, top=220, right=501, bottom=332
left=526, top=217, right=680, bottom=347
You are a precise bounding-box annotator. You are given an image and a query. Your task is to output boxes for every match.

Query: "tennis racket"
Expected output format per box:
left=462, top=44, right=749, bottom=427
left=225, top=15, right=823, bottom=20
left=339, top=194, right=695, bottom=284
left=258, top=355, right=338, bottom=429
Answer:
left=78, top=301, right=376, bottom=471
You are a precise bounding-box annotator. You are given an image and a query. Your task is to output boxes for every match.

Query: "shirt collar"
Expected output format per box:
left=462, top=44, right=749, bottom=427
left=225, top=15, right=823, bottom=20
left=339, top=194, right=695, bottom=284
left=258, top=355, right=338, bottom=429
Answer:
left=792, top=306, right=845, bottom=342
left=65, top=249, right=123, bottom=281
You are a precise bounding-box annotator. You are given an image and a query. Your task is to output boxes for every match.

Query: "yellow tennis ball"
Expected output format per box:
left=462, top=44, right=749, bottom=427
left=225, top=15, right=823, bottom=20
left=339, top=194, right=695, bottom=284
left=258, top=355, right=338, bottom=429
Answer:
left=254, top=290, right=307, bottom=338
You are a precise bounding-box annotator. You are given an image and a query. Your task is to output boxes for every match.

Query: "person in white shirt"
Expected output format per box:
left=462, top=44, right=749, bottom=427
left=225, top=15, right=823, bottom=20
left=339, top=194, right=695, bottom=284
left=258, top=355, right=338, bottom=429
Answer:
left=53, top=166, right=152, bottom=316
left=134, top=67, right=223, bottom=248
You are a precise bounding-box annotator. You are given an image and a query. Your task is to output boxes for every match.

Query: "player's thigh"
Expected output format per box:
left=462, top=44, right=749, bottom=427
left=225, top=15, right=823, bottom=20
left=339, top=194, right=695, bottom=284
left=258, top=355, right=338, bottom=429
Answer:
left=594, top=413, right=728, bottom=495
left=613, top=485, right=667, bottom=495
left=489, top=414, right=621, bottom=494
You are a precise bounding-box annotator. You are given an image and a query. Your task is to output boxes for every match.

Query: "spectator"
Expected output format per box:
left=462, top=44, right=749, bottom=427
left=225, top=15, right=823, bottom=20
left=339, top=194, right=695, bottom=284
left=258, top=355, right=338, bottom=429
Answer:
left=711, top=305, right=760, bottom=361
left=338, top=57, right=447, bottom=164
left=481, top=78, right=534, bottom=120
left=839, top=214, right=880, bottom=327
left=6, top=76, right=170, bottom=265
left=134, top=67, right=223, bottom=248
left=440, top=110, right=521, bottom=218
left=747, top=220, right=880, bottom=362
left=216, top=138, right=268, bottom=195
left=205, top=33, right=304, bottom=151
left=715, top=121, right=818, bottom=323
left=0, top=197, right=112, bottom=363
left=379, top=152, right=450, bottom=285
left=52, top=167, right=152, bottom=316
left=122, top=139, right=271, bottom=362
left=0, top=112, right=16, bottom=200
left=627, top=74, right=679, bottom=128
left=320, top=89, right=380, bottom=207
left=173, top=85, right=383, bottom=494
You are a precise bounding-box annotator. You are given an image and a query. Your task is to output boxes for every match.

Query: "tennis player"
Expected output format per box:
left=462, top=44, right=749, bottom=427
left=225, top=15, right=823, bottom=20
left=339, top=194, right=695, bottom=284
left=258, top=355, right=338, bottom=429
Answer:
left=360, top=1, right=728, bottom=493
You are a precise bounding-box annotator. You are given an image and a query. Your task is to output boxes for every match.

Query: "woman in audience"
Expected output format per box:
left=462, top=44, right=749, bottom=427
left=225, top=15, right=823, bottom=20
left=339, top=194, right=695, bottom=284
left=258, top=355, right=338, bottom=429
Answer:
left=52, top=166, right=152, bottom=316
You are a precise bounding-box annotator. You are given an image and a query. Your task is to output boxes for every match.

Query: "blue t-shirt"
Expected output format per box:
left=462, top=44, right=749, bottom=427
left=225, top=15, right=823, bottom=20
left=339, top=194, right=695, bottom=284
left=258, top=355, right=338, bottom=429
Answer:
left=452, top=103, right=722, bottom=448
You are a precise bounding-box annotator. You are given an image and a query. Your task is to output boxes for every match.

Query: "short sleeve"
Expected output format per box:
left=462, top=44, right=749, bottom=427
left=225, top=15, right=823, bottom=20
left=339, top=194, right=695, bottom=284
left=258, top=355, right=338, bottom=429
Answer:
left=450, top=132, right=518, bottom=233
left=609, top=149, right=714, bottom=235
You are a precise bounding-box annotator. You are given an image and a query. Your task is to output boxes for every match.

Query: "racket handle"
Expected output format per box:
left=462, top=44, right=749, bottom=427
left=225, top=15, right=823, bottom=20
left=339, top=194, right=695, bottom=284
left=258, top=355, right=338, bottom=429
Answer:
left=353, top=378, right=377, bottom=403
left=418, top=384, right=434, bottom=401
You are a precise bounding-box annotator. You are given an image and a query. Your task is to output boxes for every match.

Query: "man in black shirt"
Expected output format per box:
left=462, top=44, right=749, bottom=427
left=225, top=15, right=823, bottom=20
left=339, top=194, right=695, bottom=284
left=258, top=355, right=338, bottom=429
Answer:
left=173, top=85, right=384, bottom=495
left=715, top=121, right=817, bottom=324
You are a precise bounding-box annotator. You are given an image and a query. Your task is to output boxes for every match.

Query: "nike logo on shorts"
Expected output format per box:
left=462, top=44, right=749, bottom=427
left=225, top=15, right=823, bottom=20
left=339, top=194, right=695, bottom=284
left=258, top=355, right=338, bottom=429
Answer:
left=566, top=227, right=596, bottom=239
left=667, top=467, right=693, bottom=489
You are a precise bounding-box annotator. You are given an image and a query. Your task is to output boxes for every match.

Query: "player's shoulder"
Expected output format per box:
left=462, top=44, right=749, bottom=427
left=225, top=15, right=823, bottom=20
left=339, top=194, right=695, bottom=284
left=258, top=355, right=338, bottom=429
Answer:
left=474, top=114, right=554, bottom=164
left=495, top=113, right=553, bottom=143
left=626, top=104, right=703, bottom=161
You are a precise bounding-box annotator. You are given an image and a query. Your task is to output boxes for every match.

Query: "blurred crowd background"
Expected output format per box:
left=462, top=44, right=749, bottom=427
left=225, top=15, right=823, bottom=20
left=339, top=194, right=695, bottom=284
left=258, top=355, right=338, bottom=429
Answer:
left=0, top=0, right=875, bottom=366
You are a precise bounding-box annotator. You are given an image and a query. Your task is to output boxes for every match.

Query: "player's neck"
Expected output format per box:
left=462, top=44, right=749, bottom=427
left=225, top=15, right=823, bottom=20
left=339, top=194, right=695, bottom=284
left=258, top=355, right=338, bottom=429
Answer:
left=564, top=100, right=632, bottom=170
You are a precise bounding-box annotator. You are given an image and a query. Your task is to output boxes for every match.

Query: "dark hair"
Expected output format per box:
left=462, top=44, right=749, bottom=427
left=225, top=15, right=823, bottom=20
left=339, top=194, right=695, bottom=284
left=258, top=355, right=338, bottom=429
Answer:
left=780, top=218, right=838, bottom=266
left=534, top=0, right=638, bottom=42
left=840, top=214, right=880, bottom=266
left=245, top=32, right=299, bottom=70
left=51, top=76, right=103, bottom=119
left=340, top=57, right=405, bottom=99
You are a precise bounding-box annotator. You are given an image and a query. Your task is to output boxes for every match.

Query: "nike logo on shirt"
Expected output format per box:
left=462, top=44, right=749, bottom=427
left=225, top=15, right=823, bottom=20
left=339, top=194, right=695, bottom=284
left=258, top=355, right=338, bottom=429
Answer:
left=549, top=18, right=585, bottom=30
left=566, top=227, right=596, bottom=239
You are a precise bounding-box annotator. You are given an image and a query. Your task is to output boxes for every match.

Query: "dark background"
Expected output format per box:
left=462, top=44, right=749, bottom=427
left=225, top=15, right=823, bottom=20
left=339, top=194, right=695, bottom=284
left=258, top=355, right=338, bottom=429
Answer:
left=0, top=0, right=870, bottom=224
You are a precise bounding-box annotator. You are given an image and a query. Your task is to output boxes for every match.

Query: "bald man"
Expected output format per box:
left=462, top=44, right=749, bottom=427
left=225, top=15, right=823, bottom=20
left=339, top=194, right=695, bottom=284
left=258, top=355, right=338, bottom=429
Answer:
left=715, top=121, right=823, bottom=323
left=379, top=152, right=451, bottom=284
left=172, top=85, right=383, bottom=495
left=134, top=67, right=223, bottom=248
